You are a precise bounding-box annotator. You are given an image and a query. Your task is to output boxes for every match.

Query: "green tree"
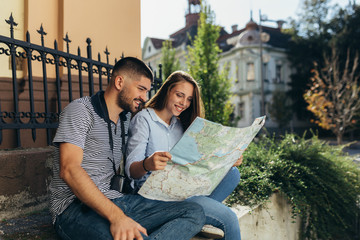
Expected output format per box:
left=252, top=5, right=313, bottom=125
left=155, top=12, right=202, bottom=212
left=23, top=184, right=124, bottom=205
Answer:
left=286, top=0, right=333, bottom=121
left=268, top=90, right=292, bottom=129
left=186, top=2, right=233, bottom=125
left=296, top=0, right=331, bottom=38
left=161, top=40, right=181, bottom=80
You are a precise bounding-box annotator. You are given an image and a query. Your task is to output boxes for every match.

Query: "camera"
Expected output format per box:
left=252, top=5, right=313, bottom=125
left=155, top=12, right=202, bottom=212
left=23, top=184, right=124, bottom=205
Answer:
left=110, top=174, right=134, bottom=194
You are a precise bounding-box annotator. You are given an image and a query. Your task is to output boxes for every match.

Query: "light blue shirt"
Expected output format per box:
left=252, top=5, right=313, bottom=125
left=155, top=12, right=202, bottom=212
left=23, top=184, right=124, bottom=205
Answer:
left=125, top=108, right=184, bottom=188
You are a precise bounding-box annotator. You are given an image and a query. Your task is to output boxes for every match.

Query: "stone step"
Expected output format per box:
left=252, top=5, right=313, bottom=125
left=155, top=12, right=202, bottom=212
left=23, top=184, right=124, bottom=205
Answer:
left=0, top=192, right=301, bottom=240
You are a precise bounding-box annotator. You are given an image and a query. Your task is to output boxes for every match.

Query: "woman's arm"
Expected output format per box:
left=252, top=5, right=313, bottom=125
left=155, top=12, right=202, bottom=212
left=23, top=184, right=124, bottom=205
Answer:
left=125, top=112, right=151, bottom=179
left=130, top=151, right=172, bottom=178
left=126, top=110, right=172, bottom=179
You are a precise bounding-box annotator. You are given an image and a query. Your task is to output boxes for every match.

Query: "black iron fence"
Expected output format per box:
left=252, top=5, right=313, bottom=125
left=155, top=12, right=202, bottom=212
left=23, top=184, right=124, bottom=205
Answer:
left=0, top=13, right=162, bottom=149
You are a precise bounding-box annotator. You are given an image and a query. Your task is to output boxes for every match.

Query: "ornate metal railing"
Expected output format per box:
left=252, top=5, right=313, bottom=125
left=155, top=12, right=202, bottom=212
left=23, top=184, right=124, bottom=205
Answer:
left=0, top=14, right=162, bottom=148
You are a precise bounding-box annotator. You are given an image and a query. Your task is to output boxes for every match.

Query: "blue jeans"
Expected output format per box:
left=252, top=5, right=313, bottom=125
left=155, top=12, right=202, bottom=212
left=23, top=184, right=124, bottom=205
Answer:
left=210, top=167, right=241, bottom=202
left=186, top=167, right=241, bottom=240
left=55, top=194, right=205, bottom=240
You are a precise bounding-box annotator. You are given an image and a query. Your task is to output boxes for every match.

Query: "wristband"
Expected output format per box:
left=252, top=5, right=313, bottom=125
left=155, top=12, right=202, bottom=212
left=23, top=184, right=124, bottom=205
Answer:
left=143, top=158, right=150, bottom=172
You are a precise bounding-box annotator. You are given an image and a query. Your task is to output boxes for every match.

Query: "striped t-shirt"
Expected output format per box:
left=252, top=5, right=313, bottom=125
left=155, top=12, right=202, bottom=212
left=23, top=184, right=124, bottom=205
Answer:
left=49, top=91, right=129, bottom=223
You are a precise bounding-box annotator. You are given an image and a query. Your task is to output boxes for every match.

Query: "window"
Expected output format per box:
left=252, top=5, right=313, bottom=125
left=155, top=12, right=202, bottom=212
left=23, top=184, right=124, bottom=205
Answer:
left=263, top=63, right=268, bottom=82
left=275, top=64, right=282, bottom=83
left=238, top=102, right=244, bottom=119
left=246, top=62, right=255, bottom=81
left=148, top=46, right=151, bottom=52
left=235, top=61, right=240, bottom=83
left=190, top=4, right=201, bottom=13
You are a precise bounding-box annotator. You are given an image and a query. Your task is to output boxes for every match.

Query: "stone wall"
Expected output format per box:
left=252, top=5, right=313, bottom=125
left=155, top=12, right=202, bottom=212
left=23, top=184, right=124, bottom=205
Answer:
left=0, top=147, right=54, bottom=219
left=232, top=192, right=301, bottom=240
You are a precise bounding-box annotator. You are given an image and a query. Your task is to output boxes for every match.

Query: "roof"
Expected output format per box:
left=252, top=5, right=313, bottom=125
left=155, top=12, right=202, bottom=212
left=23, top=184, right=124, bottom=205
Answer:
left=262, top=26, right=290, bottom=49
left=144, top=18, right=290, bottom=54
left=149, top=38, right=167, bottom=50
left=147, top=20, right=199, bottom=50
left=170, top=24, right=198, bottom=48
left=218, top=25, right=291, bottom=52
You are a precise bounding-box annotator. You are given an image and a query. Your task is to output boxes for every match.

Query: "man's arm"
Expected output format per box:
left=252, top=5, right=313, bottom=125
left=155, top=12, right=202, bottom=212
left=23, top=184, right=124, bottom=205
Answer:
left=59, top=142, right=147, bottom=240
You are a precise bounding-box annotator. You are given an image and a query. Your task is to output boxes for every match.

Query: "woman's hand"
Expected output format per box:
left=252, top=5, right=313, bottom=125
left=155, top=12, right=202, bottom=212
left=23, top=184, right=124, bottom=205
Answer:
left=144, top=151, right=172, bottom=171
left=232, top=155, right=243, bottom=167
left=130, top=152, right=171, bottom=179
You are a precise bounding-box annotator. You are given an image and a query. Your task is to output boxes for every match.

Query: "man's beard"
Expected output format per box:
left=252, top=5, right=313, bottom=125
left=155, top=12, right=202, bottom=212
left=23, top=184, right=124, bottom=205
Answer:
left=116, top=88, right=144, bottom=114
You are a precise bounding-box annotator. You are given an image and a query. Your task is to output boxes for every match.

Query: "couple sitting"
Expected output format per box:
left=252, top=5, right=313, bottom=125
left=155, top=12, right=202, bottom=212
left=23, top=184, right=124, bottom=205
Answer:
left=50, top=57, right=241, bottom=240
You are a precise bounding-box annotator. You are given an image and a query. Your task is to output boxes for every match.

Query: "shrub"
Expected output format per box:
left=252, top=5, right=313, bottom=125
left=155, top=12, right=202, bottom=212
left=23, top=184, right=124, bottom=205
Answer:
left=227, top=133, right=360, bottom=240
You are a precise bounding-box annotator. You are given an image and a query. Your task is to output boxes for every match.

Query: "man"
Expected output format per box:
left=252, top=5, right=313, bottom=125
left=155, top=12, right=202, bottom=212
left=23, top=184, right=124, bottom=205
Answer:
left=49, top=57, right=205, bottom=240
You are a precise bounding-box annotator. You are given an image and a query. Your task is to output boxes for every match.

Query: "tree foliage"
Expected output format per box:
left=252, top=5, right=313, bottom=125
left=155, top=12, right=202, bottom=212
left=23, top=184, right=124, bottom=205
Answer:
left=286, top=0, right=334, bottom=120
left=304, top=46, right=360, bottom=144
left=296, top=0, right=331, bottom=38
left=161, top=40, right=181, bottom=80
left=186, top=2, right=233, bottom=125
left=268, top=90, right=293, bottom=129
left=287, top=1, right=360, bottom=136
left=227, top=133, right=360, bottom=240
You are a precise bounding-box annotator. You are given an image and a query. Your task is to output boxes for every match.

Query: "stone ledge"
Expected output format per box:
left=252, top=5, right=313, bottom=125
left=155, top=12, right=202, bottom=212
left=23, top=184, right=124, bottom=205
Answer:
left=0, top=148, right=301, bottom=239
left=233, top=192, right=300, bottom=240
left=0, top=193, right=301, bottom=240
left=0, top=147, right=54, bottom=219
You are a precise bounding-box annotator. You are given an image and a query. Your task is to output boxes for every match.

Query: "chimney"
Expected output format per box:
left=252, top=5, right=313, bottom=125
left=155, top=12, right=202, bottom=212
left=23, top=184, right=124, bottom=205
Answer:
left=186, top=0, right=201, bottom=27
left=231, top=24, right=238, bottom=33
left=186, top=13, right=200, bottom=27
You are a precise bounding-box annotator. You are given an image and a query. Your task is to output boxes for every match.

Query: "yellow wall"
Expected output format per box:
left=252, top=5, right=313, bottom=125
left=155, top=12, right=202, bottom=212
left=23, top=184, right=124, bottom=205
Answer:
left=63, top=0, right=141, bottom=61
left=0, top=0, right=141, bottom=78
left=26, top=0, right=142, bottom=62
left=0, top=0, right=141, bottom=148
left=0, top=0, right=25, bottom=78
left=0, top=0, right=25, bottom=39
left=25, top=0, right=61, bottom=48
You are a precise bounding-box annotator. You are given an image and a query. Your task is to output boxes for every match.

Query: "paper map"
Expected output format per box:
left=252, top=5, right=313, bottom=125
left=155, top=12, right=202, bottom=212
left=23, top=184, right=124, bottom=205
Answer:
left=138, top=116, right=266, bottom=201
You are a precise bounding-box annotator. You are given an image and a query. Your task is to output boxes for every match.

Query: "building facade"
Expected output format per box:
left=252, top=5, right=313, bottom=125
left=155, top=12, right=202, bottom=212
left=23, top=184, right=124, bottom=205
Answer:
left=218, top=20, right=292, bottom=128
left=142, top=0, right=296, bottom=129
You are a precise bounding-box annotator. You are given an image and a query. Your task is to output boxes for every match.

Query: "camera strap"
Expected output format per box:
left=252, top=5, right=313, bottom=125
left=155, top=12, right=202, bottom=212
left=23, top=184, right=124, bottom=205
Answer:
left=107, top=112, right=127, bottom=176
left=91, top=91, right=127, bottom=176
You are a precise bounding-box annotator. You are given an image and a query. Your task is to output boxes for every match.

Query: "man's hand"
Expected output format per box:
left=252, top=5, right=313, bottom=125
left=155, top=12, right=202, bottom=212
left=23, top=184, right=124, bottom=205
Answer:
left=110, top=214, right=147, bottom=240
left=232, top=155, right=243, bottom=167
left=144, top=151, right=172, bottom=171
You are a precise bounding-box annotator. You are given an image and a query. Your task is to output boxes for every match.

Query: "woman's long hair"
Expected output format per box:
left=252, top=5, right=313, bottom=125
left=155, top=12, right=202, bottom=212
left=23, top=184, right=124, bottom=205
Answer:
left=146, top=71, right=205, bottom=129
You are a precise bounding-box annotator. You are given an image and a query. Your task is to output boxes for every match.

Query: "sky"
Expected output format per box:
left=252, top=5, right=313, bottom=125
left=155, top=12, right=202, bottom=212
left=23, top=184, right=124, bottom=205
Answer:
left=141, top=0, right=353, bottom=46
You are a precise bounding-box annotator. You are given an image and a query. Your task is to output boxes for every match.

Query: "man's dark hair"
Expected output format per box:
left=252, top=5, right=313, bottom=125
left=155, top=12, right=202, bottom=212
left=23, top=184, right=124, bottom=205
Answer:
left=112, top=57, right=153, bottom=82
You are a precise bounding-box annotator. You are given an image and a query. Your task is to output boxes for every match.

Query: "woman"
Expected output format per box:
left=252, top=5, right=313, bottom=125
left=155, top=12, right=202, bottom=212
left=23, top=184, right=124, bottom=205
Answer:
left=125, top=71, right=241, bottom=240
